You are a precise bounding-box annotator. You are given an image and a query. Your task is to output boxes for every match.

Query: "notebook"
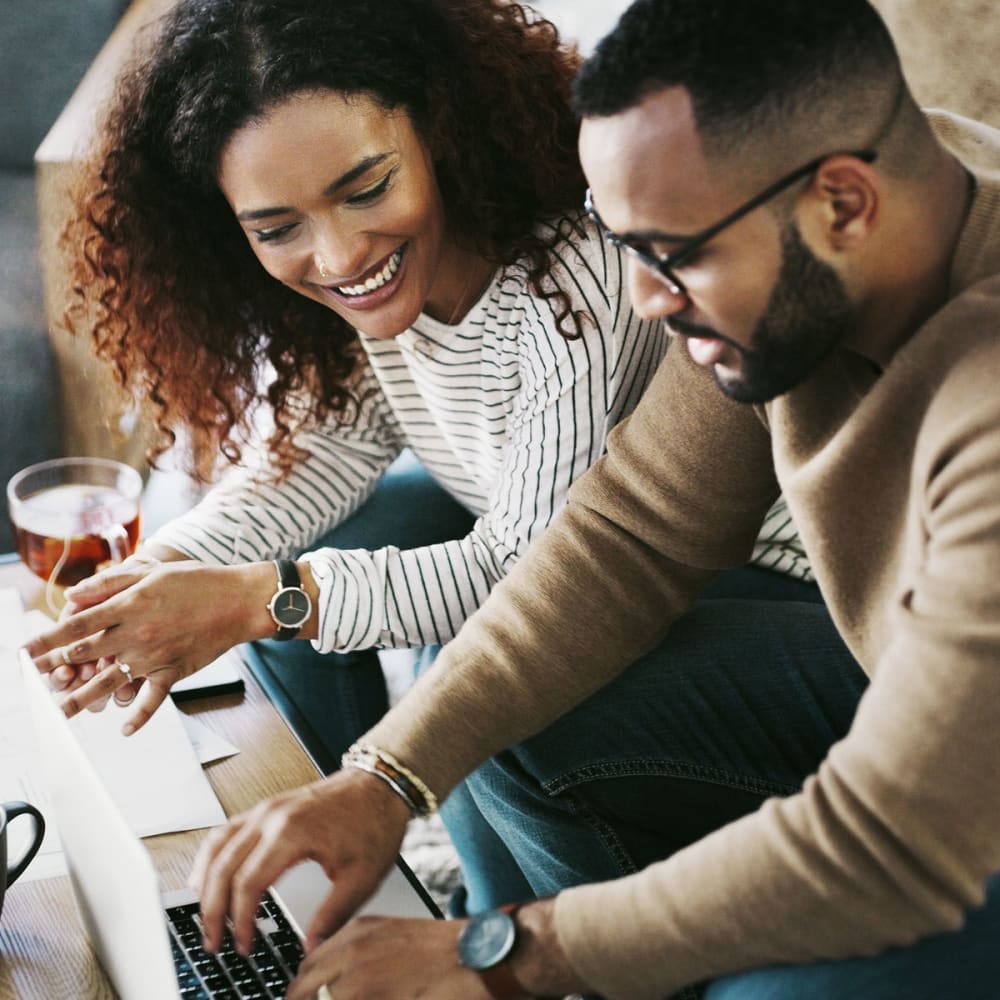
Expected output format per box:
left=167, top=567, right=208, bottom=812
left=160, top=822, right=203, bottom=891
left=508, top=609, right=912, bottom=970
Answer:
left=20, top=651, right=439, bottom=1000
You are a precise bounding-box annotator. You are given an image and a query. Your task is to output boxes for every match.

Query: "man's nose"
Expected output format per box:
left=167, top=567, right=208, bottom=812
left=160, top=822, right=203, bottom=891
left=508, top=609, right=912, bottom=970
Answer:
left=628, top=259, right=688, bottom=321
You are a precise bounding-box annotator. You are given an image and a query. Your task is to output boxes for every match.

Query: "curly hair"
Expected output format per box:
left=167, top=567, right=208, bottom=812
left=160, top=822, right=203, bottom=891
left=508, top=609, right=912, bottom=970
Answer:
left=66, top=0, right=585, bottom=480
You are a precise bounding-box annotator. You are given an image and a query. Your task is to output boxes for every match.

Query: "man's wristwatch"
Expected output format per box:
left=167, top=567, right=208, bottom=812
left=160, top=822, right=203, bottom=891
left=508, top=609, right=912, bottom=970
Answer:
left=266, top=559, right=312, bottom=640
left=457, top=902, right=529, bottom=999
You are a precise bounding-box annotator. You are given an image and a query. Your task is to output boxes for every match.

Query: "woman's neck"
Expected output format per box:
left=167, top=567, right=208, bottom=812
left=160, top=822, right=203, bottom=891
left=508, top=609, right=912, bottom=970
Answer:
left=424, top=243, right=495, bottom=326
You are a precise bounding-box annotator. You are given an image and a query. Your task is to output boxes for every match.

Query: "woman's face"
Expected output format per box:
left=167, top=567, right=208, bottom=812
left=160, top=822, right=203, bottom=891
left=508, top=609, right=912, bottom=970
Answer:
left=218, top=89, right=462, bottom=338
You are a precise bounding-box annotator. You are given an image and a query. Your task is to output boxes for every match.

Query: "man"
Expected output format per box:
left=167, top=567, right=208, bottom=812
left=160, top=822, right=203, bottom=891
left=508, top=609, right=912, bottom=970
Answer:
left=190, top=1, right=1000, bottom=997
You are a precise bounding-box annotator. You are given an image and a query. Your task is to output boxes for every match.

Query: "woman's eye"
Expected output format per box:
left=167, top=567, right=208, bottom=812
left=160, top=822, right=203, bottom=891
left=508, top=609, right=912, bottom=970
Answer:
left=346, top=170, right=395, bottom=206
left=253, top=223, right=298, bottom=244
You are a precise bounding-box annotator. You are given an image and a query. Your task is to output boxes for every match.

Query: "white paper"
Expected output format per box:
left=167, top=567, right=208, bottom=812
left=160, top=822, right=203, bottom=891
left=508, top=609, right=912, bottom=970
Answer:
left=1, top=594, right=227, bottom=882
left=64, top=690, right=227, bottom=838
left=171, top=646, right=245, bottom=695
left=179, top=714, right=240, bottom=765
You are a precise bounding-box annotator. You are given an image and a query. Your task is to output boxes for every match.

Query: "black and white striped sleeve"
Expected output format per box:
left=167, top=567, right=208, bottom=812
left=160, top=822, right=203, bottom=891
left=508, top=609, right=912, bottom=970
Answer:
left=148, top=371, right=406, bottom=565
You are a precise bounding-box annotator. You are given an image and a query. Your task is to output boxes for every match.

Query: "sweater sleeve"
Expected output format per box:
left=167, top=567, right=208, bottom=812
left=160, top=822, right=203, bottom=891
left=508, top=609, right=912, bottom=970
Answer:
left=147, top=372, right=404, bottom=570
left=306, top=227, right=669, bottom=652
left=552, top=338, right=1000, bottom=999
left=363, top=344, right=778, bottom=796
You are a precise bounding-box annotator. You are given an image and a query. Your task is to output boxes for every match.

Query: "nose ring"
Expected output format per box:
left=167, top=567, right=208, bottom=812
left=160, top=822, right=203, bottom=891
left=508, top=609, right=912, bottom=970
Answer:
left=316, top=257, right=329, bottom=279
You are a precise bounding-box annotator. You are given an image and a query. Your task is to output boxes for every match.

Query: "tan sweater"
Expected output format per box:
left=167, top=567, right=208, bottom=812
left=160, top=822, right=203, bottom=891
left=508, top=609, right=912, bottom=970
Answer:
left=366, top=113, right=1000, bottom=998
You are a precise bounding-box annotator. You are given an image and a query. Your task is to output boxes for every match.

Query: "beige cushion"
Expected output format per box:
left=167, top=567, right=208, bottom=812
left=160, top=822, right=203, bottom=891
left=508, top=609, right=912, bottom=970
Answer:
left=873, top=0, right=1000, bottom=128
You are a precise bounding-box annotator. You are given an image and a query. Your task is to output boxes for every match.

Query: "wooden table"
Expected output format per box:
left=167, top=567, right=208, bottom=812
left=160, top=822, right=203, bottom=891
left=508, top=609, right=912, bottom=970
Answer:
left=0, top=560, right=326, bottom=999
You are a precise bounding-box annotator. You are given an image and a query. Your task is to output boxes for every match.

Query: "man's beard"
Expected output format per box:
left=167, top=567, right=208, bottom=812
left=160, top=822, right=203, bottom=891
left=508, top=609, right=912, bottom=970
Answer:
left=672, top=222, right=856, bottom=404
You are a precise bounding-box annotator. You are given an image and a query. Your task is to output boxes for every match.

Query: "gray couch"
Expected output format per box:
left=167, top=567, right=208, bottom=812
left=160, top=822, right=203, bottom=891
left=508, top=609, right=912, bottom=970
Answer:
left=0, top=1, right=128, bottom=551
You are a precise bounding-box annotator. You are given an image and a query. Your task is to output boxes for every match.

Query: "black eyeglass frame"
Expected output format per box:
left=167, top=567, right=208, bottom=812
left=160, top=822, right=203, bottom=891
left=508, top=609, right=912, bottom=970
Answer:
left=585, top=149, right=878, bottom=295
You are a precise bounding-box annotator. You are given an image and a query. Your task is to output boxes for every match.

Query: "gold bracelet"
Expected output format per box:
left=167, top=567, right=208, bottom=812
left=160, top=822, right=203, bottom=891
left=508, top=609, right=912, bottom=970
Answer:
left=344, top=754, right=421, bottom=816
left=342, top=743, right=439, bottom=817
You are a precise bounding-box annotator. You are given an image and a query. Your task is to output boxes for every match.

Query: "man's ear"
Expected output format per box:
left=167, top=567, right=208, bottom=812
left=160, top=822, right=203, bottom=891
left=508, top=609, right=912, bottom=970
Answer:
left=808, top=155, right=880, bottom=250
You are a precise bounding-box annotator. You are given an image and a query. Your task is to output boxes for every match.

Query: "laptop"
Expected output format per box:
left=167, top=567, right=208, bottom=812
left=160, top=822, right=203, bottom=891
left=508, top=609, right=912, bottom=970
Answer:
left=20, top=651, right=439, bottom=1000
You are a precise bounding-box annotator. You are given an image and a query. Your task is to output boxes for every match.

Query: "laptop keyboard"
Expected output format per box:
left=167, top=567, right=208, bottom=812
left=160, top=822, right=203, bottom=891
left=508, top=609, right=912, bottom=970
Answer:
left=167, top=896, right=305, bottom=999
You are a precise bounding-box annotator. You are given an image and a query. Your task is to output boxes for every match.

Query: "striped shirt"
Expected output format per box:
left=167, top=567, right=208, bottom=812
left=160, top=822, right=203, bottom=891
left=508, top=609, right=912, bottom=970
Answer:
left=150, top=218, right=811, bottom=653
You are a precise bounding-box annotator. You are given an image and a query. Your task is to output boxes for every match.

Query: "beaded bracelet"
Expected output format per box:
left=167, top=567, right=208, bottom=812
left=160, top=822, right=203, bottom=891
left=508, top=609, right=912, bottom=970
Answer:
left=341, top=742, right=439, bottom=818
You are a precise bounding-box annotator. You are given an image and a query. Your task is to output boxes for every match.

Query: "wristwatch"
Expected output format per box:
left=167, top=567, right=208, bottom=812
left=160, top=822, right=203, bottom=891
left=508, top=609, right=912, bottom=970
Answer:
left=266, top=559, right=312, bottom=640
left=457, top=902, right=528, bottom=999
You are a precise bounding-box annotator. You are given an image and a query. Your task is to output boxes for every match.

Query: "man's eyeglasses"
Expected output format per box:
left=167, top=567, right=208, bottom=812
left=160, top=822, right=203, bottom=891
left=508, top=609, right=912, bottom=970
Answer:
left=584, top=149, right=877, bottom=296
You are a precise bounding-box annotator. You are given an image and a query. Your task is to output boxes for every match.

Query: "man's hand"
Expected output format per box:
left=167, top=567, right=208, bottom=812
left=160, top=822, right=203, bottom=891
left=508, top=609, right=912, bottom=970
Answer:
left=287, top=899, right=588, bottom=1000
left=288, top=917, right=485, bottom=1000
left=190, top=768, right=412, bottom=956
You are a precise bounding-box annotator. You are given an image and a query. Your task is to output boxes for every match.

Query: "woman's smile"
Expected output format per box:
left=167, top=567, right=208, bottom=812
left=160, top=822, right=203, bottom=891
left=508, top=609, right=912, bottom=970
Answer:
left=217, top=90, right=478, bottom=338
left=318, top=245, right=407, bottom=311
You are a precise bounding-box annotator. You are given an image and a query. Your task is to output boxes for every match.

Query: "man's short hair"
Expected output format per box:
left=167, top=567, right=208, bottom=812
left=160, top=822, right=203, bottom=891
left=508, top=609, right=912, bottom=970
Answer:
left=574, top=0, right=905, bottom=162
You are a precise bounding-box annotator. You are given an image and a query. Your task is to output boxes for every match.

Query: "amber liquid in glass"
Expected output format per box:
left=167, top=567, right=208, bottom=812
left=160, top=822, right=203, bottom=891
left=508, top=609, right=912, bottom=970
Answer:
left=11, top=484, right=140, bottom=586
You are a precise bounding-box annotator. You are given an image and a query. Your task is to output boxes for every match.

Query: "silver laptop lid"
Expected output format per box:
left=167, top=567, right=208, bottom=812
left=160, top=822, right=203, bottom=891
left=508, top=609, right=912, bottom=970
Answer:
left=20, top=651, right=181, bottom=1000
left=20, top=651, right=436, bottom=999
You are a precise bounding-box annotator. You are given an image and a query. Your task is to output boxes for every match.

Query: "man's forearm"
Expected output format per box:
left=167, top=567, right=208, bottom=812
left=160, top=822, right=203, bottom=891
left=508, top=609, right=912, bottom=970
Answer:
left=363, top=350, right=777, bottom=801
left=362, top=500, right=716, bottom=800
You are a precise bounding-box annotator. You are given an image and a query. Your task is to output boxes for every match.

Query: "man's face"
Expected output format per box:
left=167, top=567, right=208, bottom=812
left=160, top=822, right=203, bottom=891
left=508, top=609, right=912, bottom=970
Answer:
left=579, top=86, right=855, bottom=403
left=676, top=221, right=856, bottom=402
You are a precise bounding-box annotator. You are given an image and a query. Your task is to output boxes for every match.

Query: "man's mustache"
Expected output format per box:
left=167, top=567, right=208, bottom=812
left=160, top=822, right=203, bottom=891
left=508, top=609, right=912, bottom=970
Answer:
left=668, top=317, right=746, bottom=355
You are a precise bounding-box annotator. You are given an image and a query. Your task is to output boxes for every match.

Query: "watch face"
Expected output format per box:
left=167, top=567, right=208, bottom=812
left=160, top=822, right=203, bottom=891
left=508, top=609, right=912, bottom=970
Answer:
left=271, top=586, right=311, bottom=629
left=458, top=910, right=516, bottom=971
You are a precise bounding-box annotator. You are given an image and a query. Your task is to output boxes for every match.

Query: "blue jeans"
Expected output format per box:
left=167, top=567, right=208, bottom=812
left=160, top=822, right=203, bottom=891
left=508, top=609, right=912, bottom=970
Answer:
left=244, top=452, right=474, bottom=774
left=462, top=582, right=1000, bottom=997
left=706, top=871, right=1000, bottom=999
left=436, top=568, right=831, bottom=915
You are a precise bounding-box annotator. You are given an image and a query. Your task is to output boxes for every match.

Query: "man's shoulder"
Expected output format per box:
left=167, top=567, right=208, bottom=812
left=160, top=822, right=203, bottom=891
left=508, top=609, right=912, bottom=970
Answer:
left=928, top=111, right=1000, bottom=177
left=910, top=275, right=1000, bottom=446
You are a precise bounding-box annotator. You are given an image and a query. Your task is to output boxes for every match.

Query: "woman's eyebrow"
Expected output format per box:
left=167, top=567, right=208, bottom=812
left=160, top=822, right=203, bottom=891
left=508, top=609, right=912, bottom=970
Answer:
left=322, top=152, right=391, bottom=197
left=236, top=153, right=392, bottom=221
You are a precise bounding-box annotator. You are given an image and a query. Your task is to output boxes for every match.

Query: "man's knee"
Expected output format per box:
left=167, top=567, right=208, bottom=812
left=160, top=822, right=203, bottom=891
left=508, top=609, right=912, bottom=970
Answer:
left=705, top=878, right=1000, bottom=1000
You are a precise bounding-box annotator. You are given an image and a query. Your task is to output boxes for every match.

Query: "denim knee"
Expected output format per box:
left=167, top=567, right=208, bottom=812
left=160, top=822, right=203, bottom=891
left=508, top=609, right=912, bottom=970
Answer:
left=705, top=872, right=1000, bottom=1000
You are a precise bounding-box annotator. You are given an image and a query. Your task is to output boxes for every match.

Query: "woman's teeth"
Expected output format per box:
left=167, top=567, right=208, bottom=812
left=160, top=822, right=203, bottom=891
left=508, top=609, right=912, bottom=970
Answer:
left=336, top=249, right=403, bottom=297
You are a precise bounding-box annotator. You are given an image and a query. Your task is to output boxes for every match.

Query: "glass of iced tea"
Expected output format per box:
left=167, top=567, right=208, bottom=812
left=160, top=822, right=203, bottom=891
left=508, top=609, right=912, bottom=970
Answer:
left=7, top=457, right=142, bottom=611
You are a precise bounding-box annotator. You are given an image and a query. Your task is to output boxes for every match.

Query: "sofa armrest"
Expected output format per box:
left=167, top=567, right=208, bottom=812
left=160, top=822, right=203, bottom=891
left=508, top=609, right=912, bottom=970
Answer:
left=34, top=0, right=178, bottom=468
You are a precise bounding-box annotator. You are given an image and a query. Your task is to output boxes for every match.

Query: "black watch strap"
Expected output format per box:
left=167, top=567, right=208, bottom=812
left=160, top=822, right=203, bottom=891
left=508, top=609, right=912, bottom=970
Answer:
left=267, top=558, right=311, bottom=640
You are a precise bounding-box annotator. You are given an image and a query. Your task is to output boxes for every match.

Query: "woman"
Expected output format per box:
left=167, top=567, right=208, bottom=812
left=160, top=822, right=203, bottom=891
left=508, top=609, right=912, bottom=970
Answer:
left=27, top=0, right=810, bottom=912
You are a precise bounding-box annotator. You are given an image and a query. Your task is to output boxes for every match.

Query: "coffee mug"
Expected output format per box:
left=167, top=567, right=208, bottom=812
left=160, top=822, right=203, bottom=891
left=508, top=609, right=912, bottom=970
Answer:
left=0, top=801, right=46, bottom=919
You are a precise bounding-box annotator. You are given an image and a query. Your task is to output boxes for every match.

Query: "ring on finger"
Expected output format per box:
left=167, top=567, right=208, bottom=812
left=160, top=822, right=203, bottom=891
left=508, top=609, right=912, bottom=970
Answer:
left=117, top=660, right=134, bottom=684
left=113, top=685, right=137, bottom=706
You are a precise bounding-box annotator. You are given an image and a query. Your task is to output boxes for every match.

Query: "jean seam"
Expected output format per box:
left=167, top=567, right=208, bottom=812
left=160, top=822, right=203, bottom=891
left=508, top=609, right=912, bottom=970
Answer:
left=542, top=759, right=798, bottom=800
left=562, top=793, right=640, bottom=880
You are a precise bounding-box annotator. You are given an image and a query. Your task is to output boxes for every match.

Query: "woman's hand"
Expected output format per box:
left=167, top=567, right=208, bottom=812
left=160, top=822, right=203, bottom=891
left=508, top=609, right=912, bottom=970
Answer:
left=22, top=556, right=276, bottom=733
left=190, top=768, right=412, bottom=956
left=40, top=553, right=166, bottom=701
